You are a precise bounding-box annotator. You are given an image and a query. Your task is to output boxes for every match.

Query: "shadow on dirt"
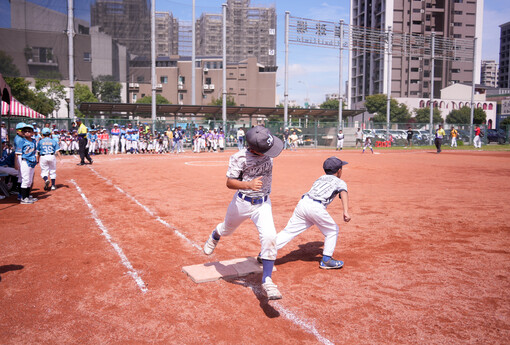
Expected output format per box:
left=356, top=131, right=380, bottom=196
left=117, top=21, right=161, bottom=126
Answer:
left=0, top=264, right=24, bottom=282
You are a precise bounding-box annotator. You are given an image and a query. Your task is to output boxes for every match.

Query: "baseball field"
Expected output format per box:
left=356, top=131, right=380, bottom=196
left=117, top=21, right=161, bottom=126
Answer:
left=1, top=148, right=509, bottom=344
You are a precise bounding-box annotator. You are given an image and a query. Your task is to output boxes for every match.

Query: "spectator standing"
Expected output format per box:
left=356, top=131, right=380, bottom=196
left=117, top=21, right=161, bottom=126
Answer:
left=435, top=124, right=446, bottom=154
left=236, top=127, right=245, bottom=150
left=76, top=118, right=92, bottom=165
left=0, top=122, right=7, bottom=143
left=450, top=126, right=459, bottom=148
left=474, top=125, right=482, bottom=149
left=355, top=128, right=363, bottom=148
left=406, top=127, right=414, bottom=147
left=283, top=127, right=290, bottom=150
left=289, top=131, right=299, bottom=151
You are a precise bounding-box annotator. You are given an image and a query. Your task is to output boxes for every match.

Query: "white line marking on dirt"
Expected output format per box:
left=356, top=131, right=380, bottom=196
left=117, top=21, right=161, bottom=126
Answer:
left=247, top=282, right=334, bottom=345
left=184, top=160, right=228, bottom=166
left=87, top=167, right=332, bottom=343
left=88, top=167, right=201, bottom=251
left=70, top=179, right=148, bottom=294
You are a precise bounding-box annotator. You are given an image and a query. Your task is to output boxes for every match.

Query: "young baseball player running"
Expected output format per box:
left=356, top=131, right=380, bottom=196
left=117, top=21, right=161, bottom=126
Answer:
left=203, top=125, right=284, bottom=300
left=261, top=157, right=351, bottom=269
left=37, top=128, right=60, bottom=191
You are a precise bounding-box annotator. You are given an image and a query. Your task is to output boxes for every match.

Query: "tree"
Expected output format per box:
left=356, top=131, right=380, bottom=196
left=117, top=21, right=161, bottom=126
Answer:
left=4, top=77, right=35, bottom=104
left=35, top=78, right=66, bottom=117
left=0, top=51, right=20, bottom=77
left=499, top=117, right=510, bottom=130
left=136, top=94, right=170, bottom=104
left=365, top=94, right=411, bottom=123
left=414, top=107, right=443, bottom=124
left=210, top=95, right=236, bottom=106
left=319, top=98, right=347, bottom=110
left=92, top=75, right=122, bottom=103
left=446, top=106, right=486, bottom=124
left=74, top=83, right=98, bottom=117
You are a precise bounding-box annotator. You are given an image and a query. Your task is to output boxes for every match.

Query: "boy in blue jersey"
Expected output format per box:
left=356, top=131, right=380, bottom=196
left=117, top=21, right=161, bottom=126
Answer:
left=37, top=128, right=60, bottom=191
left=18, top=124, right=38, bottom=204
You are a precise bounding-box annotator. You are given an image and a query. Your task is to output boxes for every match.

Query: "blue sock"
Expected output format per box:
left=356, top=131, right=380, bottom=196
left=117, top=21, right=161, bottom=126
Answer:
left=212, top=230, right=221, bottom=241
left=322, top=255, right=331, bottom=262
left=261, top=259, right=275, bottom=283
left=43, top=176, right=48, bottom=181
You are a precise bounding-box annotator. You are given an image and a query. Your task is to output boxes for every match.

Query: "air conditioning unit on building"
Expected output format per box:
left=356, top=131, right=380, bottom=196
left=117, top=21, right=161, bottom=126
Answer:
left=203, top=67, right=209, bottom=72
left=178, top=84, right=183, bottom=90
left=209, top=84, right=215, bottom=90
left=157, top=84, right=163, bottom=88
left=178, top=101, right=184, bottom=105
left=203, top=84, right=209, bottom=90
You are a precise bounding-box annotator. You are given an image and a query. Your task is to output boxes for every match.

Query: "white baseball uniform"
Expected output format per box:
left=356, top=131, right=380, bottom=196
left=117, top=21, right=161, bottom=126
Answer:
left=276, top=174, right=348, bottom=257
left=214, top=149, right=277, bottom=260
left=337, top=132, right=344, bottom=149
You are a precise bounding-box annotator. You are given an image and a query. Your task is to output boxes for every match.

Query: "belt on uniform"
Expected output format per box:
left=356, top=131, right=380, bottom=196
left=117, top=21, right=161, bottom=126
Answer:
left=40, top=154, right=54, bottom=156
left=302, top=194, right=322, bottom=204
left=238, top=192, right=268, bottom=205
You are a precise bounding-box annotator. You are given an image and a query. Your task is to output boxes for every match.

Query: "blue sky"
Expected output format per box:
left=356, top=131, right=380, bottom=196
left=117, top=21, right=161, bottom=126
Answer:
left=158, top=0, right=510, bottom=106
left=1, top=0, right=508, bottom=106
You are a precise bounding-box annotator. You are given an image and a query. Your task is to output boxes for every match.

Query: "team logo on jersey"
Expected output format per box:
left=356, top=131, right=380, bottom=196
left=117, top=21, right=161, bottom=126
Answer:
left=267, top=134, right=274, bottom=147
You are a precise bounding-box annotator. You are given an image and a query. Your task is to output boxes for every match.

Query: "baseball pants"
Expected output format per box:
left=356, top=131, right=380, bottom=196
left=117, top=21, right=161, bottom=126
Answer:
left=78, top=137, right=92, bottom=163
left=39, top=155, right=57, bottom=179
left=215, top=193, right=277, bottom=261
left=121, top=138, right=126, bottom=153
left=276, top=196, right=339, bottom=257
left=111, top=136, right=120, bottom=154
left=20, top=160, right=35, bottom=189
left=451, top=137, right=457, bottom=147
left=0, top=166, right=18, bottom=176
left=337, top=139, right=344, bottom=149
left=474, top=135, right=481, bottom=148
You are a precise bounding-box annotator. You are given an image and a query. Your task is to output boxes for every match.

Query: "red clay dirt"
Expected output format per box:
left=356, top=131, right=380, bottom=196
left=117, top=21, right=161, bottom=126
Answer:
left=1, top=148, right=509, bottom=344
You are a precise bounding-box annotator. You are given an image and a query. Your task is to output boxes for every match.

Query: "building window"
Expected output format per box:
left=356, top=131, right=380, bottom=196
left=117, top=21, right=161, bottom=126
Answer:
left=160, top=76, right=168, bottom=84
left=453, top=22, right=462, bottom=27
left=84, top=52, right=91, bottom=62
left=205, top=77, right=212, bottom=85
left=132, top=94, right=137, bottom=102
left=489, top=103, right=493, bottom=110
left=179, top=76, right=185, bottom=84
left=137, top=76, right=144, bottom=82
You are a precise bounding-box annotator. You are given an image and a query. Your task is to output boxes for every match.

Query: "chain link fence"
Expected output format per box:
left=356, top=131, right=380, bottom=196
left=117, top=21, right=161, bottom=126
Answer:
left=3, top=116, right=506, bottom=149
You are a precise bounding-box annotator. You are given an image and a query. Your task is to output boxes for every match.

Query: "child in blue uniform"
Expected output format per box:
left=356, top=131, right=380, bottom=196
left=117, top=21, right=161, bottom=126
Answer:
left=37, top=128, right=60, bottom=191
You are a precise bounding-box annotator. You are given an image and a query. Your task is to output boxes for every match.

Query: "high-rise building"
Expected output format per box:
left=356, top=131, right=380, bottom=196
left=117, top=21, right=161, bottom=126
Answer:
left=155, top=12, right=179, bottom=57
left=349, top=0, right=483, bottom=109
left=196, top=0, right=277, bottom=66
left=91, top=0, right=151, bottom=59
left=481, top=60, right=498, bottom=88
left=498, top=22, right=510, bottom=89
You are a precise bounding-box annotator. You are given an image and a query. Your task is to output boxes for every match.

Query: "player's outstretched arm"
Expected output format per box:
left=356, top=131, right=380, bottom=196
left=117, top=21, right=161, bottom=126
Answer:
left=226, top=176, right=263, bottom=191
left=340, top=190, right=351, bottom=222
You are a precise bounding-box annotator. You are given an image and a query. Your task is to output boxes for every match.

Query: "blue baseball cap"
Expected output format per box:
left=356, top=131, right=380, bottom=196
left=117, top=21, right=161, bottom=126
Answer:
left=42, top=128, right=51, bottom=135
left=23, top=124, right=34, bottom=130
left=16, top=122, right=27, bottom=130
left=323, top=157, right=348, bottom=175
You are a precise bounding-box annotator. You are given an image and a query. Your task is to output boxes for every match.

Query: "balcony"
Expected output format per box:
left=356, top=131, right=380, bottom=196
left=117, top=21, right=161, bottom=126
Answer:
left=129, top=83, right=140, bottom=90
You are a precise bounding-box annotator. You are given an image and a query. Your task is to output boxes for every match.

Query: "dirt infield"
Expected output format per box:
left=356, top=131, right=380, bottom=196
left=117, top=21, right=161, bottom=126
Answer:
left=1, top=149, right=509, bottom=344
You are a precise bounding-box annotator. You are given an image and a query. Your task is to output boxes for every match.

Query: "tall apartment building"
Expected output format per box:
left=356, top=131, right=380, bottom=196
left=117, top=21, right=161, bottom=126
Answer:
left=480, top=60, right=498, bottom=88
left=349, top=0, right=483, bottom=109
left=196, top=0, right=277, bottom=66
left=498, top=22, right=510, bottom=89
left=155, top=12, right=179, bottom=57
left=91, top=0, right=151, bottom=59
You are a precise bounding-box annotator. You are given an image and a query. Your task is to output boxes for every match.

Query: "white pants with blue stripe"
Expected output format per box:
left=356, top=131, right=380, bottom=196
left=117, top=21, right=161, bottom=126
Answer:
left=215, top=193, right=277, bottom=260
left=276, top=196, right=339, bottom=257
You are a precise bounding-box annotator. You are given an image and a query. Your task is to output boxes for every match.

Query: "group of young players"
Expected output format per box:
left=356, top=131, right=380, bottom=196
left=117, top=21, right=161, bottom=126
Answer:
left=192, top=126, right=226, bottom=153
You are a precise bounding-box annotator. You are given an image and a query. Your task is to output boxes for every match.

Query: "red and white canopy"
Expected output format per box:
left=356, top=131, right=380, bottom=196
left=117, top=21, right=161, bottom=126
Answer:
left=1, top=98, right=46, bottom=119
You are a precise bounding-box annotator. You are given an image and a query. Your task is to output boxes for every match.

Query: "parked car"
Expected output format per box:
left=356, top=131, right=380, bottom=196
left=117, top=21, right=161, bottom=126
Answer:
left=487, top=129, right=507, bottom=144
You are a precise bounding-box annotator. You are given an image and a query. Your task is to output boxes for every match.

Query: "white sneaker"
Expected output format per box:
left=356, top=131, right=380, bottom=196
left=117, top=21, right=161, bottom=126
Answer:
left=20, top=197, right=34, bottom=204
left=203, top=234, right=219, bottom=255
left=262, top=277, right=282, bottom=300
left=51, top=186, right=56, bottom=190
left=28, top=195, right=38, bottom=202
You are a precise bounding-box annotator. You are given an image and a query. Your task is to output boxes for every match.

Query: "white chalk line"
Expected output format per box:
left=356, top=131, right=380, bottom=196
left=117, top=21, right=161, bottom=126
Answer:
left=184, top=160, right=228, bottom=166
left=88, top=167, right=201, bottom=251
left=70, top=179, right=148, bottom=293
left=246, top=281, right=334, bottom=345
left=87, top=167, right=333, bottom=344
